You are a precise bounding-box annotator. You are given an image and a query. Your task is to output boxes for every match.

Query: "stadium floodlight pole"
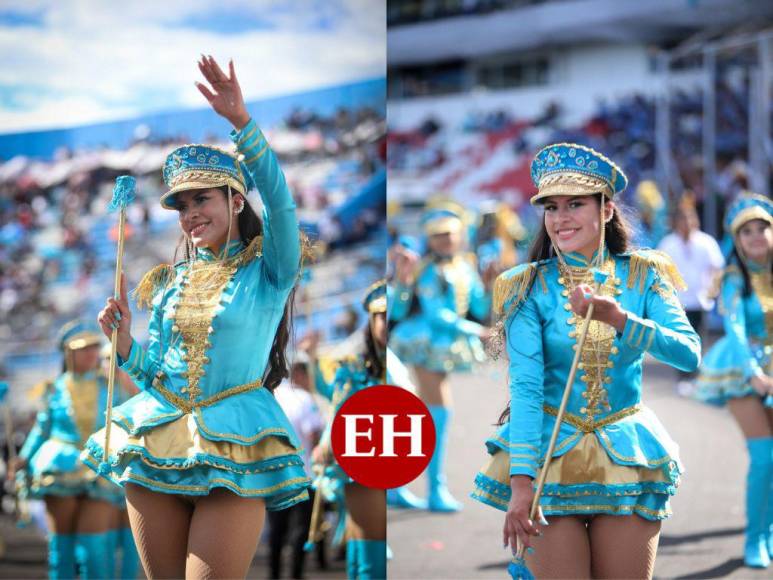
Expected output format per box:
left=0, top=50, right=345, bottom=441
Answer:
left=702, top=45, right=718, bottom=238
left=98, top=175, right=135, bottom=476
left=759, top=34, right=771, bottom=197
left=655, top=50, right=671, bottom=203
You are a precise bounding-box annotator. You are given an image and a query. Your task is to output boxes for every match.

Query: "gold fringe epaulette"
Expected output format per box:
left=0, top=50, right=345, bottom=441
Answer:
left=626, top=250, right=687, bottom=293
left=232, top=235, right=263, bottom=268
left=492, top=262, right=546, bottom=316
left=133, top=264, right=175, bottom=309
left=26, top=379, right=54, bottom=402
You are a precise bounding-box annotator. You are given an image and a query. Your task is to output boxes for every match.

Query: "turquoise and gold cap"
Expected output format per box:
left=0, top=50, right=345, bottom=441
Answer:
left=161, top=144, right=248, bottom=209
left=363, top=279, right=387, bottom=314
left=530, top=143, right=628, bottom=205
left=724, top=192, right=773, bottom=236
left=58, top=320, right=102, bottom=351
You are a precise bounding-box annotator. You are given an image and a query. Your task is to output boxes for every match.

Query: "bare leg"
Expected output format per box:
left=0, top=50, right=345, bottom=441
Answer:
left=588, top=514, right=661, bottom=579
left=345, top=483, right=386, bottom=540
left=525, top=514, right=591, bottom=579
left=413, top=367, right=451, bottom=407
left=728, top=396, right=773, bottom=440
left=74, top=497, right=114, bottom=533
left=125, top=483, right=193, bottom=579
left=185, top=488, right=265, bottom=579
left=44, top=496, right=79, bottom=534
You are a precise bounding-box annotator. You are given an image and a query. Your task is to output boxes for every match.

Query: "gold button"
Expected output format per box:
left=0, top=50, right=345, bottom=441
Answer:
left=581, top=392, right=588, bottom=398
left=580, top=407, right=587, bottom=414
left=611, top=346, right=619, bottom=354
left=181, top=387, right=188, bottom=393
left=564, top=304, right=572, bottom=311
left=208, top=326, right=214, bottom=334
left=561, top=290, right=569, bottom=297
left=172, top=324, right=180, bottom=333
left=578, top=362, right=584, bottom=370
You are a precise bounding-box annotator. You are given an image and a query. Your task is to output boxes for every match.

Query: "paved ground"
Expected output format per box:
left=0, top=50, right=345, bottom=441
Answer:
left=388, top=357, right=770, bottom=579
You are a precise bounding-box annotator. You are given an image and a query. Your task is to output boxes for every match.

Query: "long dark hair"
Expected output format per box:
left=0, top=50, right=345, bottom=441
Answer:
left=729, top=246, right=773, bottom=298
left=496, top=193, right=634, bottom=426
left=174, top=186, right=296, bottom=393
left=363, top=314, right=386, bottom=380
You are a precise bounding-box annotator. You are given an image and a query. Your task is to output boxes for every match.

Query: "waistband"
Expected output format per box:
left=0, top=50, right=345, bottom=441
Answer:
left=153, top=376, right=263, bottom=413
left=543, top=403, right=642, bottom=433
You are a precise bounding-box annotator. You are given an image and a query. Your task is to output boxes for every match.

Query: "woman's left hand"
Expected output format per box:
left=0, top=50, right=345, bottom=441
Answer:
left=196, top=55, right=250, bottom=130
left=570, top=284, right=628, bottom=333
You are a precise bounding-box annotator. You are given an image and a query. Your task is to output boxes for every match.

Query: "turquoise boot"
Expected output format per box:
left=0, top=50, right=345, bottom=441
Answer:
left=386, top=487, right=427, bottom=510
left=427, top=406, right=463, bottom=512
left=761, top=439, right=773, bottom=559
left=346, top=540, right=359, bottom=579
left=48, top=533, right=76, bottom=579
left=75, top=532, right=112, bottom=579
left=119, top=526, right=141, bottom=579
left=745, top=438, right=771, bottom=568
left=104, top=529, right=117, bottom=578
left=356, top=539, right=386, bottom=580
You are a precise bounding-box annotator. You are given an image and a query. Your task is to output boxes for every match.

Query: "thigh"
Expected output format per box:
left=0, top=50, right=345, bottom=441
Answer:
left=186, top=488, right=266, bottom=579
left=524, top=514, right=591, bottom=579
left=44, top=495, right=79, bottom=534
left=125, top=483, right=192, bottom=579
left=344, top=483, right=385, bottom=540
left=727, top=396, right=773, bottom=439
left=413, top=367, right=450, bottom=406
left=588, top=514, right=661, bottom=579
left=75, top=497, right=116, bottom=533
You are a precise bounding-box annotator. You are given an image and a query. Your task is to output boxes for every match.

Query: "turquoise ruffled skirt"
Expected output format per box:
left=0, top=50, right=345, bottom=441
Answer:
left=695, top=336, right=771, bottom=406
left=471, top=407, right=682, bottom=521
left=81, top=387, right=310, bottom=511
left=24, top=438, right=123, bottom=503
left=390, top=316, right=485, bottom=373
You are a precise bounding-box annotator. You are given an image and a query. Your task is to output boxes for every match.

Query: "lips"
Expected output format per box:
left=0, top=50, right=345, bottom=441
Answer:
left=189, top=222, right=209, bottom=237
left=556, top=227, right=579, bottom=240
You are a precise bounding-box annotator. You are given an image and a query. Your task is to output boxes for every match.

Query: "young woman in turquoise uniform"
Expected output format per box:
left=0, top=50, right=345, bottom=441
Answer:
left=695, top=193, right=773, bottom=568
left=16, top=320, right=125, bottom=578
left=312, top=280, right=388, bottom=579
left=391, top=205, right=492, bottom=512
left=82, top=56, right=310, bottom=578
left=471, top=143, right=701, bottom=578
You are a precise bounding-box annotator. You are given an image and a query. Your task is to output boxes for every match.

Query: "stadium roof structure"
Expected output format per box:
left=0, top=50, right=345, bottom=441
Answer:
left=388, top=0, right=773, bottom=66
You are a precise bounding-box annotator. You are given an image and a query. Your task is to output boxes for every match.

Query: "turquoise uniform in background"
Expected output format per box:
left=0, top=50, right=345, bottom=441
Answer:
left=390, top=255, right=490, bottom=373
left=20, top=371, right=123, bottom=503
left=82, top=119, right=310, bottom=510
left=471, top=249, right=700, bottom=521
left=696, top=262, right=771, bottom=404
left=693, top=192, right=773, bottom=568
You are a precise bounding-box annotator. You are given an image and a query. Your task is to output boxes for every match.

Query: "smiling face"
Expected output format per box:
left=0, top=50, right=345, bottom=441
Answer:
left=736, top=218, right=773, bottom=263
left=174, top=188, right=242, bottom=252
left=542, top=195, right=613, bottom=258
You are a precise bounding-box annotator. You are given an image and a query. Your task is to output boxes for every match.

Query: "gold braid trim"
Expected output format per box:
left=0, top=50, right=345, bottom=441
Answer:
left=133, top=264, right=175, bottom=310
left=153, top=378, right=264, bottom=414
left=543, top=403, right=642, bottom=433
left=492, top=263, right=541, bottom=316
left=626, top=250, right=686, bottom=293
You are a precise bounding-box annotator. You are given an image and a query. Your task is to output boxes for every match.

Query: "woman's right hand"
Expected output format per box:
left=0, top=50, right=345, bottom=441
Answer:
left=7, top=457, right=26, bottom=481
left=97, top=272, right=133, bottom=360
left=503, top=475, right=543, bottom=553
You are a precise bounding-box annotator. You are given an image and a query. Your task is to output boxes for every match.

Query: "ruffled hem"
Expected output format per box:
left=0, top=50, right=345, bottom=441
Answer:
left=21, top=470, right=124, bottom=503
left=471, top=465, right=674, bottom=521
left=390, top=326, right=485, bottom=372
left=82, top=417, right=310, bottom=511
left=695, top=335, right=769, bottom=406
left=82, top=451, right=309, bottom=511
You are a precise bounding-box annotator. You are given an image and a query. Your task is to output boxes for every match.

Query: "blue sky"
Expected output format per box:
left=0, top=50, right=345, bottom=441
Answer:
left=0, top=0, right=385, bottom=133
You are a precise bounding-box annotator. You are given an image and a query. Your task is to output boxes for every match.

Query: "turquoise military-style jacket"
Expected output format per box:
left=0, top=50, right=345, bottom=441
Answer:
left=496, top=249, right=700, bottom=480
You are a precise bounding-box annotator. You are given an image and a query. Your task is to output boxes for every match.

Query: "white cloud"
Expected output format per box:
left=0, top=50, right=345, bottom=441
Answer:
left=0, top=0, right=385, bottom=133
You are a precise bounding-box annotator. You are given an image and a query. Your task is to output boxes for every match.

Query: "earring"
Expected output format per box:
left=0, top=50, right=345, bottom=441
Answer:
left=235, top=203, right=244, bottom=214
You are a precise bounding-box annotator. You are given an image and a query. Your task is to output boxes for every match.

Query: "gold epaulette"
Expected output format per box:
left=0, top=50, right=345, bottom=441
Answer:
left=626, top=250, right=687, bottom=293
left=232, top=235, right=263, bottom=268
left=26, top=379, right=54, bottom=402
left=492, top=262, right=546, bottom=316
left=133, top=264, right=175, bottom=309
